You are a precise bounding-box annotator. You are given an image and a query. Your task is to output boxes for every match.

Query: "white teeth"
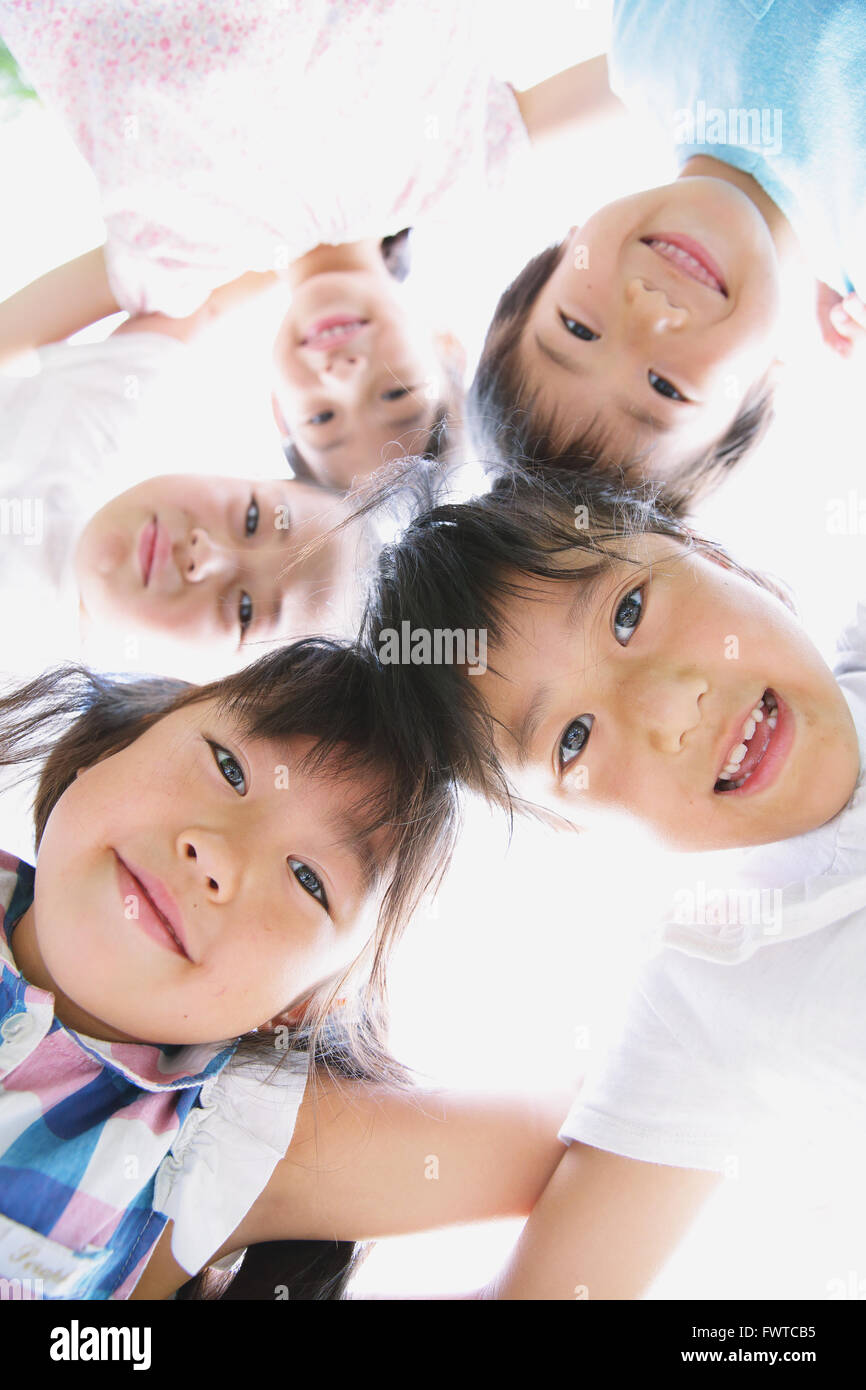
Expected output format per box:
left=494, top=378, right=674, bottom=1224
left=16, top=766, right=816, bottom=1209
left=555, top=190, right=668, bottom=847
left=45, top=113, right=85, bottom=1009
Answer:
left=752, top=707, right=764, bottom=722
left=743, top=717, right=756, bottom=740
left=767, top=713, right=777, bottom=729
left=723, top=740, right=748, bottom=768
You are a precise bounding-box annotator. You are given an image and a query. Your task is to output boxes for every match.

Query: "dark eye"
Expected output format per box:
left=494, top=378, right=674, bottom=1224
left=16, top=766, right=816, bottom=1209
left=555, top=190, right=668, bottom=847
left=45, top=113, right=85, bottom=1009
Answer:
left=289, top=859, right=329, bottom=910
left=559, top=314, right=599, bottom=342
left=648, top=371, right=686, bottom=401
left=239, top=591, right=253, bottom=636
left=613, top=586, right=644, bottom=644
left=558, top=715, right=594, bottom=770
left=244, top=496, right=259, bottom=536
left=382, top=386, right=411, bottom=401
left=307, top=410, right=335, bottom=426
left=208, top=740, right=246, bottom=794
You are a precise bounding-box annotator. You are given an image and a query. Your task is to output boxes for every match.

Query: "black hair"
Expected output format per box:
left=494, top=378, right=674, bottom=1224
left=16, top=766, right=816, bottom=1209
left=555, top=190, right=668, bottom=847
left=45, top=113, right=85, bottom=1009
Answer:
left=361, top=464, right=792, bottom=812
left=468, top=241, right=775, bottom=513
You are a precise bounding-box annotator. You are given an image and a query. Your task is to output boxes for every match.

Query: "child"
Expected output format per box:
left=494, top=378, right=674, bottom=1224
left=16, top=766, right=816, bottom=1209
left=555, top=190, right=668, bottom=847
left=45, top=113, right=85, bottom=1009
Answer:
left=0, top=639, right=566, bottom=1299
left=469, top=1, right=866, bottom=510
left=361, top=464, right=866, bottom=1296
left=74, top=472, right=357, bottom=681
left=0, top=0, right=551, bottom=487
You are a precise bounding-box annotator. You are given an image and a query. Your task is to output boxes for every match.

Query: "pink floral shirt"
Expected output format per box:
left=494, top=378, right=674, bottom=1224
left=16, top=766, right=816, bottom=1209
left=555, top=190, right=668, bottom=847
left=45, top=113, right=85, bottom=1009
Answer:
left=1, top=0, right=529, bottom=314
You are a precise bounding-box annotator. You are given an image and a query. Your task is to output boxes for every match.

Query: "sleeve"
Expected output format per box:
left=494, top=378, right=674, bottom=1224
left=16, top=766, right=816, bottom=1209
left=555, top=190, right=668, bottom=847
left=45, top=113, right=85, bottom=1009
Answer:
left=103, top=236, right=219, bottom=319
left=559, top=955, right=760, bottom=1174
left=153, top=1047, right=310, bottom=1276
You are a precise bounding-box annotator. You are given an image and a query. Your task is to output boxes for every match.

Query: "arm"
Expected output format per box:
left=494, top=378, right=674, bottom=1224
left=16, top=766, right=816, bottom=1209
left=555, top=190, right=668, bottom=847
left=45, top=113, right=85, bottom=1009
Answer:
left=110, top=269, right=280, bottom=344
left=243, top=1078, right=569, bottom=1245
left=129, top=1079, right=569, bottom=1299
left=484, top=1141, right=719, bottom=1300
left=0, top=245, right=119, bottom=367
left=512, top=54, right=627, bottom=150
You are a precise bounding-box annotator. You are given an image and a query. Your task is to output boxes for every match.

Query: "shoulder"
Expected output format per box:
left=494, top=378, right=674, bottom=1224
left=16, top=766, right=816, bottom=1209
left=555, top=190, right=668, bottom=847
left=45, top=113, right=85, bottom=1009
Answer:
left=154, top=1047, right=310, bottom=1278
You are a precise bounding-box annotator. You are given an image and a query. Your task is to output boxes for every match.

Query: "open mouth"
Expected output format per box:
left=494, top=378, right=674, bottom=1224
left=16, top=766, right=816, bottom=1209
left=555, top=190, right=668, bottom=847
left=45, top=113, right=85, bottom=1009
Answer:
left=641, top=234, right=728, bottom=296
left=300, top=317, right=369, bottom=351
left=714, top=690, right=780, bottom=792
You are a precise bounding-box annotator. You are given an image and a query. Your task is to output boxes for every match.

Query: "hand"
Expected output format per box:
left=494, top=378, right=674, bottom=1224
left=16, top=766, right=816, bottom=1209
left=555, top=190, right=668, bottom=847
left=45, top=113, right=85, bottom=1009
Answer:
left=816, top=281, right=866, bottom=359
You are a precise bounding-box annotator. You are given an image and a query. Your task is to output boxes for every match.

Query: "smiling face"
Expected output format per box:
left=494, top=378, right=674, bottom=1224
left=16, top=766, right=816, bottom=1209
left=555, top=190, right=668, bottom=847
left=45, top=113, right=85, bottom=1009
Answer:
left=480, top=537, right=859, bottom=851
left=75, top=475, right=353, bottom=675
left=272, top=267, right=453, bottom=489
left=13, top=701, right=391, bottom=1045
left=519, top=178, right=782, bottom=478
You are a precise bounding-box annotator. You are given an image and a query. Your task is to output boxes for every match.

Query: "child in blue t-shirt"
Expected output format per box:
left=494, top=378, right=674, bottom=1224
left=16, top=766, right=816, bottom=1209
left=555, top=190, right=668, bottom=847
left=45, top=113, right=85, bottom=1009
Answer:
left=473, top=0, right=866, bottom=510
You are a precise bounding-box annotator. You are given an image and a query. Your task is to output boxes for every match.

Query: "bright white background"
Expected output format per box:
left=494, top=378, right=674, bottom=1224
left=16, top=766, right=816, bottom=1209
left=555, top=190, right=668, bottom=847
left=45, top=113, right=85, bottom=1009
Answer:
left=1, top=1, right=865, bottom=1300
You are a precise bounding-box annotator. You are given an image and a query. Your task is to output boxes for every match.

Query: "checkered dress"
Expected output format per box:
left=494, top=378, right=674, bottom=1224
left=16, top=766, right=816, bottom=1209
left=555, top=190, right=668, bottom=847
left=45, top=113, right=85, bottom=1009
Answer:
left=0, top=850, right=237, bottom=1299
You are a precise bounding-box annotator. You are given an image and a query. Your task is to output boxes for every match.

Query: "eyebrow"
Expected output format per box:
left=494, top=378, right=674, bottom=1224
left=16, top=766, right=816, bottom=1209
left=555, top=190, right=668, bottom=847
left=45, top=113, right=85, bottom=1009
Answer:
left=533, top=331, right=674, bottom=434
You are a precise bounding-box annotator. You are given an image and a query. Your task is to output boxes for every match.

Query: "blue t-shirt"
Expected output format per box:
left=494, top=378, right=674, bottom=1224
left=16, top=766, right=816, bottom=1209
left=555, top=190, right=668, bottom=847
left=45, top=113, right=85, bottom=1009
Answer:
left=610, top=0, right=866, bottom=295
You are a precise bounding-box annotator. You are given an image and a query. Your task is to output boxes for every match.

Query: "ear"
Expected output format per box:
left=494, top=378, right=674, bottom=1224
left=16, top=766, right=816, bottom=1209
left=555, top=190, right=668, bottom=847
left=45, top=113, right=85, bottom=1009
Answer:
left=257, top=1000, right=310, bottom=1033
left=433, top=329, right=467, bottom=382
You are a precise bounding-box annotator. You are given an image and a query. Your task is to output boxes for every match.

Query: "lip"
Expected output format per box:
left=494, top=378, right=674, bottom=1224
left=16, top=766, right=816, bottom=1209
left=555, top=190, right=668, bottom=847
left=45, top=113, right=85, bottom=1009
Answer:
left=642, top=233, right=728, bottom=296
left=712, top=690, right=793, bottom=798
left=138, top=517, right=173, bottom=587
left=114, top=852, right=192, bottom=960
left=300, top=316, right=369, bottom=351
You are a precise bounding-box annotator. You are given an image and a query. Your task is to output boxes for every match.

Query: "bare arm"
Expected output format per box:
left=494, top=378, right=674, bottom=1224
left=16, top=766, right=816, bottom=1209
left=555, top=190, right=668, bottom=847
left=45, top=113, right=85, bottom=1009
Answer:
left=485, top=1141, right=719, bottom=1300
left=111, top=269, right=280, bottom=344
left=130, top=1079, right=568, bottom=1299
left=512, top=54, right=627, bottom=150
left=243, top=1079, right=569, bottom=1245
left=0, top=245, right=119, bottom=367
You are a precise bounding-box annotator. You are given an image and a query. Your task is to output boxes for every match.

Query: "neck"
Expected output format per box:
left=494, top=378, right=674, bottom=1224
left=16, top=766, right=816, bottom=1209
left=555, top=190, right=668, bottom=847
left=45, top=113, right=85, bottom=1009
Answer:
left=679, top=155, right=800, bottom=266
left=283, top=239, right=385, bottom=291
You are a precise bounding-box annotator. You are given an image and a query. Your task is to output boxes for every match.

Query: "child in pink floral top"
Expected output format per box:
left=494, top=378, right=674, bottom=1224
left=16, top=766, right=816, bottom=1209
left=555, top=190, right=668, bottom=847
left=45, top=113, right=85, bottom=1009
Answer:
left=0, top=0, right=538, bottom=487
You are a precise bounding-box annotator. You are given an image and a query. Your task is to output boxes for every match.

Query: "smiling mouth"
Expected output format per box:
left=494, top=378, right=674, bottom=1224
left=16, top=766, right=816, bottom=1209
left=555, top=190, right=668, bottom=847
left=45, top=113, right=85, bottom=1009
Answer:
left=641, top=235, right=728, bottom=296
left=714, top=690, right=778, bottom=792
left=116, top=853, right=191, bottom=960
left=139, top=517, right=158, bottom=586
left=300, top=317, right=369, bottom=351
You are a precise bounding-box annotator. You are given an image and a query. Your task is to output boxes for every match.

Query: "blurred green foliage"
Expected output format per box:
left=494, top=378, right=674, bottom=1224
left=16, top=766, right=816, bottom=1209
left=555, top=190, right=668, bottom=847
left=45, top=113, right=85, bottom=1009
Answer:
left=0, top=37, right=38, bottom=111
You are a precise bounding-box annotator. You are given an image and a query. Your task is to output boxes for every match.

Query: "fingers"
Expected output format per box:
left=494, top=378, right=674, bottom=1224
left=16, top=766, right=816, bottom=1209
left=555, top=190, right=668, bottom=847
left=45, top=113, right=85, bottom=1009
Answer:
left=818, top=287, right=866, bottom=359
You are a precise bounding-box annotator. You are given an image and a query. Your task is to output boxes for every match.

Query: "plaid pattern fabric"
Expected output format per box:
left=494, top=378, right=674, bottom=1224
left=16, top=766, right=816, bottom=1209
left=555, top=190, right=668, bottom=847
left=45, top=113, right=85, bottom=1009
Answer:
left=0, top=850, right=237, bottom=1299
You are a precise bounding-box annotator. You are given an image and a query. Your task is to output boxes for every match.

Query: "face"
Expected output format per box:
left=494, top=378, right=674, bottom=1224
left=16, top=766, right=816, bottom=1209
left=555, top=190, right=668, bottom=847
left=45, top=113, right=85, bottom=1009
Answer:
left=520, top=179, right=782, bottom=478
left=16, top=701, right=391, bottom=1045
left=75, top=475, right=352, bottom=675
left=272, top=268, right=452, bottom=489
left=480, top=537, right=860, bottom=851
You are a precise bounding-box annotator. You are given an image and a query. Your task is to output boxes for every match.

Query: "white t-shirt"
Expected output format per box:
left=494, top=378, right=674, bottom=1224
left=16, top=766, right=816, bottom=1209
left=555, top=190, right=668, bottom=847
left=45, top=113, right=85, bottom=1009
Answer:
left=560, top=603, right=866, bottom=1177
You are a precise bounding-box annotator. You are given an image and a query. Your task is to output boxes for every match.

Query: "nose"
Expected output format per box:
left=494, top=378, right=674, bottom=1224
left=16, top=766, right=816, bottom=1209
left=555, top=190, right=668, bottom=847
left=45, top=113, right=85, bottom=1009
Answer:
left=183, top=527, right=232, bottom=583
left=319, top=349, right=366, bottom=383
left=177, top=829, right=240, bottom=903
left=626, top=666, right=708, bottom=755
left=625, top=278, right=689, bottom=334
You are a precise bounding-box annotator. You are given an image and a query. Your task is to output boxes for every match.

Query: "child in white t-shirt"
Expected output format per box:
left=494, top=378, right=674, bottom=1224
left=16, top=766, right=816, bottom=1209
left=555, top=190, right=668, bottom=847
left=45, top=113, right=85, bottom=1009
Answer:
left=359, top=465, right=866, bottom=1296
